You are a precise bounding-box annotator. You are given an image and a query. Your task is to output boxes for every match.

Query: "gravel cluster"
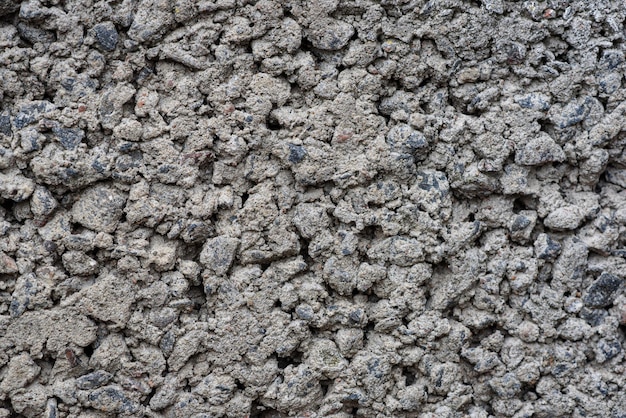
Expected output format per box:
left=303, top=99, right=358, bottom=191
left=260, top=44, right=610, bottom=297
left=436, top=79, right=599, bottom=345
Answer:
left=1, top=0, right=626, bottom=417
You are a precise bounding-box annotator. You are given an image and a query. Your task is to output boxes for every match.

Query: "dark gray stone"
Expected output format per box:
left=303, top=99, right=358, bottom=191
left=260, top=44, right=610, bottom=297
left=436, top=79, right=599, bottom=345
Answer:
left=387, top=124, right=428, bottom=154
left=16, top=22, right=56, bottom=44
left=199, top=235, right=239, bottom=275
left=93, top=22, right=119, bottom=51
left=0, top=111, right=12, bottom=136
left=76, top=370, right=113, bottom=389
left=288, top=144, right=307, bottom=163
left=306, top=18, right=354, bottom=51
left=180, top=220, right=214, bottom=243
left=87, top=385, right=139, bottom=414
left=583, top=272, right=623, bottom=308
left=510, top=215, right=531, bottom=232
left=534, top=234, right=562, bottom=260
left=13, top=101, right=56, bottom=129
left=52, top=127, right=85, bottom=150
left=599, top=50, right=624, bottom=71
left=514, top=93, right=551, bottom=111
left=71, top=185, right=128, bottom=233
left=597, top=337, right=622, bottom=362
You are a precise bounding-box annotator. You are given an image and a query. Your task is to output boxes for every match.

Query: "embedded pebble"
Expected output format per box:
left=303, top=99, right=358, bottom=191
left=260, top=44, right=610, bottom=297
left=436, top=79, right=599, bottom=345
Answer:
left=0, top=170, right=35, bottom=202
left=543, top=205, right=585, bottom=231
left=75, top=370, right=113, bottom=390
left=583, top=272, right=623, bottom=308
left=92, top=22, right=118, bottom=51
left=0, top=353, right=40, bottom=394
left=515, top=133, right=565, bottom=166
left=52, top=126, right=84, bottom=150
left=306, top=18, right=354, bottom=51
left=70, top=185, right=127, bottom=233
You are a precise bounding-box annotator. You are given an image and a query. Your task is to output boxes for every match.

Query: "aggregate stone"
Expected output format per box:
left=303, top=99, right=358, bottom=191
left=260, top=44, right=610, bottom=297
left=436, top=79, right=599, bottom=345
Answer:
left=87, top=385, right=140, bottom=414
left=51, top=126, right=85, bottom=150
left=0, top=0, right=625, bottom=416
left=92, top=22, right=118, bottom=51
left=0, top=353, right=40, bottom=394
left=543, top=205, right=585, bottom=231
left=70, top=184, right=127, bottom=233
left=583, top=272, right=623, bottom=308
left=29, top=186, right=58, bottom=224
left=305, top=18, right=354, bottom=51
left=534, top=233, right=562, bottom=260
left=61, top=251, right=99, bottom=276
left=74, top=273, right=136, bottom=328
left=0, top=170, right=35, bottom=202
left=13, top=101, right=56, bottom=130
left=514, top=133, right=566, bottom=166
left=75, top=370, right=113, bottom=390
left=199, top=235, right=239, bottom=276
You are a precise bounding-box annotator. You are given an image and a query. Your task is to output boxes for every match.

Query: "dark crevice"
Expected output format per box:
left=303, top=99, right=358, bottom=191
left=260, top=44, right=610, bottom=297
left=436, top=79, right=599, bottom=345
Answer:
left=276, top=352, right=302, bottom=369
left=179, top=242, right=204, bottom=261
left=141, top=388, right=156, bottom=406
left=537, top=118, right=555, bottom=136
left=320, top=379, right=332, bottom=396
left=0, top=198, right=14, bottom=216
left=513, top=197, right=531, bottom=213
left=83, top=343, right=95, bottom=357
left=266, top=113, right=281, bottom=131
left=403, top=367, right=417, bottom=386
left=298, top=237, right=313, bottom=264
left=357, top=225, right=382, bottom=241
left=298, top=37, right=319, bottom=60
left=69, top=222, right=83, bottom=234
left=257, top=261, right=273, bottom=271
left=418, top=77, right=432, bottom=88
left=367, top=294, right=380, bottom=303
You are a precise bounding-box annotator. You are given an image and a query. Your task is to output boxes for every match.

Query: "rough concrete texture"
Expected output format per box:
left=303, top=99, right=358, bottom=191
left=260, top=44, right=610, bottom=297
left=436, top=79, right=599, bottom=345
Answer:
left=0, top=0, right=626, bottom=417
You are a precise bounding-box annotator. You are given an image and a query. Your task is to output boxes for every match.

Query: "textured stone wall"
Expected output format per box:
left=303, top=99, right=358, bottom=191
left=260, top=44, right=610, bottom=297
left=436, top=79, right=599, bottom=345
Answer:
left=0, top=0, right=625, bottom=417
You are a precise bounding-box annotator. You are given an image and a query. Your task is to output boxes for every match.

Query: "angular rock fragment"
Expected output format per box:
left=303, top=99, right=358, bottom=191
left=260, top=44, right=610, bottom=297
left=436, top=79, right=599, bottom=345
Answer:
left=544, top=205, right=584, bottom=231
left=515, top=133, right=565, bottom=166
left=75, top=273, right=136, bottom=328
left=306, top=18, right=354, bottom=50
left=71, top=185, right=127, bottom=233
left=92, top=21, right=118, bottom=51
left=534, top=233, right=562, bottom=260
left=30, top=186, right=58, bottom=225
left=0, top=170, right=35, bottom=202
left=127, top=0, right=175, bottom=43
left=199, top=235, right=239, bottom=275
left=0, top=353, right=40, bottom=394
left=583, top=273, right=623, bottom=308
left=52, top=126, right=84, bottom=150
left=13, top=101, right=55, bottom=129
left=61, top=251, right=99, bottom=276
left=76, top=370, right=113, bottom=390
left=87, top=385, right=140, bottom=414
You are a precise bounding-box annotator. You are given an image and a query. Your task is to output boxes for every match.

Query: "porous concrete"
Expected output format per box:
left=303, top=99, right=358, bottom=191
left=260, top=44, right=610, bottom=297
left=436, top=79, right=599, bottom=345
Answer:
left=0, top=0, right=626, bottom=417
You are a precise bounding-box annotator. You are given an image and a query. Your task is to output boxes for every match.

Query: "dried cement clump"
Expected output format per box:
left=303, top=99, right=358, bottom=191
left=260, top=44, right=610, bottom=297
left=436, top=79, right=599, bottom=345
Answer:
left=1, top=0, right=626, bottom=417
